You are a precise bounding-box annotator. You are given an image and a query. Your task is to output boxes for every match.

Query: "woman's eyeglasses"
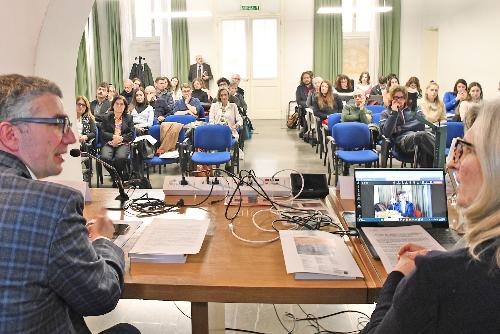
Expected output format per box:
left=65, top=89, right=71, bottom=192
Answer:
left=451, top=138, right=475, bottom=163
left=76, top=103, right=86, bottom=107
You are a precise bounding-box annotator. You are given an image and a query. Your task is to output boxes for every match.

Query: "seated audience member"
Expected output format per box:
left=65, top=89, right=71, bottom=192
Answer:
left=173, top=83, right=205, bottom=119
left=405, top=76, right=422, bottom=111
left=443, top=78, right=467, bottom=112
left=229, top=81, right=247, bottom=112
left=355, top=71, right=372, bottom=95
left=100, top=95, right=134, bottom=180
left=296, top=70, right=314, bottom=109
left=152, top=76, right=174, bottom=123
left=387, top=191, right=415, bottom=217
left=217, top=77, right=230, bottom=90
left=76, top=95, right=96, bottom=152
left=132, top=77, right=141, bottom=90
left=418, top=82, right=447, bottom=124
left=0, top=74, right=138, bottom=334
left=108, top=83, right=118, bottom=102
left=312, top=80, right=343, bottom=121
left=360, top=100, right=500, bottom=333
left=129, top=87, right=154, bottom=134
left=120, top=79, right=135, bottom=104
left=370, top=75, right=387, bottom=96
left=192, top=78, right=209, bottom=103
left=341, top=89, right=372, bottom=124
left=144, top=85, right=157, bottom=103
left=306, top=76, right=323, bottom=108
left=383, top=74, right=400, bottom=106
left=209, top=88, right=243, bottom=140
left=90, top=82, right=111, bottom=123
left=457, top=82, right=483, bottom=122
left=170, top=76, right=182, bottom=101
left=463, top=103, right=480, bottom=132
left=231, top=73, right=245, bottom=97
left=380, top=85, right=435, bottom=167
left=334, top=74, right=354, bottom=94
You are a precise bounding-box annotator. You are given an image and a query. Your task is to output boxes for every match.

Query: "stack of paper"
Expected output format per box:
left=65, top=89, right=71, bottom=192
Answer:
left=280, top=230, right=363, bottom=280
left=129, top=218, right=209, bottom=264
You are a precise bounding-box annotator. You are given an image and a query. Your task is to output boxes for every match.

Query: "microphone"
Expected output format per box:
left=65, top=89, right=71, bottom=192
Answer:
left=70, top=149, right=129, bottom=202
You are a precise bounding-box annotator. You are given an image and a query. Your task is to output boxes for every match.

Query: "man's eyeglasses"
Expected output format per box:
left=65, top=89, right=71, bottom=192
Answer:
left=353, top=94, right=364, bottom=98
left=9, top=116, right=72, bottom=135
left=451, top=138, right=475, bottom=163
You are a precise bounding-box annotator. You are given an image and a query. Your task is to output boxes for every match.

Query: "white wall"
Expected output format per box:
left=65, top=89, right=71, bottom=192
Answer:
left=400, top=0, right=500, bottom=98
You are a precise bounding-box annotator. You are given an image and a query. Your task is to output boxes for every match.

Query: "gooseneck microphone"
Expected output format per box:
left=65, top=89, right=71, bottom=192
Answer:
left=70, top=149, right=129, bottom=202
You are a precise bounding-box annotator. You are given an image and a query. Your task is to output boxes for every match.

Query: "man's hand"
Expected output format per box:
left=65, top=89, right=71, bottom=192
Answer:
left=79, top=135, right=88, bottom=143
left=86, top=208, right=115, bottom=241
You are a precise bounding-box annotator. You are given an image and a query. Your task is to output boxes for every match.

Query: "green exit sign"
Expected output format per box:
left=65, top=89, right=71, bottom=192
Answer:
left=241, top=5, right=260, bottom=11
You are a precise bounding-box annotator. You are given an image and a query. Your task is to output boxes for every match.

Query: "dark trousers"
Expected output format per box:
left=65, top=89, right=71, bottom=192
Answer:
left=99, top=323, right=141, bottom=334
left=397, top=131, right=435, bottom=167
left=101, top=143, right=131, bottom=179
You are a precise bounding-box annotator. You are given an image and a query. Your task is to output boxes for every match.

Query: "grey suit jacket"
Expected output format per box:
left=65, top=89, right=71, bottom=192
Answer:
left=0, top=150, right=125, bottom=333
left=188, top=62, right=213, bottom=89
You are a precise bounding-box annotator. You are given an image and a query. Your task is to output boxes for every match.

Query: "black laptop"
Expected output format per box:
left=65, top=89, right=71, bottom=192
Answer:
left=353, top=168, right=461, bottom=259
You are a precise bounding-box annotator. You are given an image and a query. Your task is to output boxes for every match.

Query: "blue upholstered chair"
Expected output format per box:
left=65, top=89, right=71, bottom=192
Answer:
left=191, top=125, right=233, bottom=178
left=366, top=105, right=385, bottom=114
left=445, top=122, right=464, bottom=155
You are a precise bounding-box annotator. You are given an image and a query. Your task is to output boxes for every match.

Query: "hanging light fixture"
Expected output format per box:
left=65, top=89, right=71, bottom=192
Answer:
left=317, top=0, right=392, bottom=14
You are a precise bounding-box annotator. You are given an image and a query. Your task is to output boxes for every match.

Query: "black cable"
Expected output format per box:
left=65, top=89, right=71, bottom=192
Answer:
left=224, top=328, right=268, bottom=334
left=273, top=304, right=295, bottom=334
left=173, top=301, right=191, bottom=319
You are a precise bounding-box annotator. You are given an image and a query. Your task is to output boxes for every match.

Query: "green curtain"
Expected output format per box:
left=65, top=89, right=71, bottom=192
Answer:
left=106, top=0, right=123, bottom=91
left=379, top=0, right=401, bottom=76
left=171, top=0, right=190, bottom=84
left=75, top=33, right=90, bottom=98
left=92, top=1, right=103, bottom=87
left=313, top=0, right=343, bottom=82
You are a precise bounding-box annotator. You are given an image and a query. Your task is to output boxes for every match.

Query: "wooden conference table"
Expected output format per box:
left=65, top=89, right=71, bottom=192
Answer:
left=84, top=188, right=384, bottom=333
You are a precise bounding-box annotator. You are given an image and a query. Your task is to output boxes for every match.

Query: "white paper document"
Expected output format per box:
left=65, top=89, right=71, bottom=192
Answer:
left=129, top=218, right=209, bottom=261
left=133, top=134, right=157, bottom=145
left=361, top=225, right=446, bottom=273
left=159, top=150, right=179, bottom=159
left=280, top=230, right=363, bottom=280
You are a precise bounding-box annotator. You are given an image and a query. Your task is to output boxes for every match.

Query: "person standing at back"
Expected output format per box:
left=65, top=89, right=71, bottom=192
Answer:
left=0, top=74, right=138, bottom=333
left=188, top=55, right=213, bottom=90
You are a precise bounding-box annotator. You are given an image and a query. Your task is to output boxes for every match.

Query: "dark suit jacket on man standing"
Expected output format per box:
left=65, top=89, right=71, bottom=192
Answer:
left=188, top=62, right=213, bottom=89
left=0, top=151, right=125, bottom=333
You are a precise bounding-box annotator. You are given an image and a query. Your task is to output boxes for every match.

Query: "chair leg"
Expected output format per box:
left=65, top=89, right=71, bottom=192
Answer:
left=334, top=155, right=339, bottom=186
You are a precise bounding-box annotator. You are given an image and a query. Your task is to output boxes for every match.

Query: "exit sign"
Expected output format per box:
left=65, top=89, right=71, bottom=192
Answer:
left=241, top=5, right=260, bottom=11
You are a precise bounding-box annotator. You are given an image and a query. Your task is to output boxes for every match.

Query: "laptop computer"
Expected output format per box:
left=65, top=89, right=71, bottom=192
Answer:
left=353, top=168, right=461, bottom=259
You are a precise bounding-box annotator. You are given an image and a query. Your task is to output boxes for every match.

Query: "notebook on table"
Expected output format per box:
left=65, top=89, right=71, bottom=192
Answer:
left=353, top=168, right=461, bottom=259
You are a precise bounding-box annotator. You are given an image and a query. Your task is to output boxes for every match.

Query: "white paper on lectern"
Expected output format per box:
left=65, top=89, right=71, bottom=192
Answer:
left=133, top=134, right=157, bottom=145
left=361, top=225, right=445, bottom=273
left=279, top=230, right=363, bottom=279
left=129, top=218, right=209, bottom=256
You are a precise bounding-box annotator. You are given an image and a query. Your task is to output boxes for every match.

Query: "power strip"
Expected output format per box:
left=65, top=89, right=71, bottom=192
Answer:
left=163, top=176, right=292, bottom=197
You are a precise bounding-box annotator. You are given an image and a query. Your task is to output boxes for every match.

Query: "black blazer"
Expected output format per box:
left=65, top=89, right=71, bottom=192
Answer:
left=100, top=112, right=134, bottom=144
left=188, top=63, right=213, bottom=89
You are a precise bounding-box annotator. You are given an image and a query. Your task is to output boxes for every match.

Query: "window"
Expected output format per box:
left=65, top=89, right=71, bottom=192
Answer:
left=134, top=0, right=162, bottom=38
left=221, top=20, right=247, bottom=79
left=252, top=19, right=278, bottom=79
left=342, top=0, right=374, bottom=33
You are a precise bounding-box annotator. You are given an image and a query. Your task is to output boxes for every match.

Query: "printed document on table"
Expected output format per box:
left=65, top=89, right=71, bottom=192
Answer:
left=129, top=218, right=209, bottom=256
left=280, top=230, right=363, bottom=279
left=362, top=225, right=445, bottom=273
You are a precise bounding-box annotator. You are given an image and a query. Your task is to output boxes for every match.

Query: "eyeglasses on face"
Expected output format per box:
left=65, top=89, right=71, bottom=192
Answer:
left=76, top=102, right=86, bottom=107
left=353, top=94, right=364, bottom=98
left=451, top=138, right=475, bottom=163
left=9, top=116, right=72, bottom=135
left=393, top=95, right=406, bottom=100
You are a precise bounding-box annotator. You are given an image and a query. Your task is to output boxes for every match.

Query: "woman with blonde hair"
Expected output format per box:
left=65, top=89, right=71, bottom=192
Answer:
left=418, top=82, right=446, bottom=123
left=75, top=95, right=96, bottom=149
left=361, top=99, right=500, bottom=333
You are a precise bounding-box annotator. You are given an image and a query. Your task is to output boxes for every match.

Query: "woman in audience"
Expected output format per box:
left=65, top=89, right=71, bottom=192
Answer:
left=170, top=76, right=182, bottom=101
left=107, top=84, right=118, bottom=102
left=209, top=88, right=243, bottom=140
left=355, top=71, right=372, bottom=96
left=418, top=82, right=447, bottom=123
left=312, top=80, right=343, bottom=121
left=75, top=95, right=96, bottom=152
left=192, top=78, right=209, bottom=103
left=405, top=76, right=422, bottom=111
left=443, top=78, right=468, bottom=112
left=129, top=87, right=154, bottom=134
left=100, top=95, right=134, bottom=181
left=360, top=99, right=500, bottom=333
left=144, top=85, right=157, bottom=103
left=383, top=74, right=400, bottom=106
left=334, top=74, right=354, bottom=94
left=457, top=82, right=483, bottom=123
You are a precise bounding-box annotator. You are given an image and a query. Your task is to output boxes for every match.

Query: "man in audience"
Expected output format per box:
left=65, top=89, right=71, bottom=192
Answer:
left=90, top=81, right=111, bottom=123
left=173, top=83, right=205, bottom=119
left=188, top=55, right=213, bottom=89
left=132, top=77, right=142, bottom=90
left=153, top=76, right=174, bottom=123
left=120, top=79, right=135, bottom=104
left=229, top=81, right=247, bottom=112
left=0, top=74, right=138, bottom=333
left=342, top=89, right=372, bottom=124
left=144, top=85, right=157, bottom=103
left=231, top=74, right=245, bottom=97
left=380, top=85, right=435, bottom=167
left=370, top=75, right=387, bottom=96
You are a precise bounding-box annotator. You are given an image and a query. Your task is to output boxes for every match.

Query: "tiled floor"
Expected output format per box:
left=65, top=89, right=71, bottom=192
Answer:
left=85, top=120, right=376, bottom=333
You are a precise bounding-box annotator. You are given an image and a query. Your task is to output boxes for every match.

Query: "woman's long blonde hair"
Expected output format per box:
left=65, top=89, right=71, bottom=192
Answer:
left=463, top=98, right=500, bottom=267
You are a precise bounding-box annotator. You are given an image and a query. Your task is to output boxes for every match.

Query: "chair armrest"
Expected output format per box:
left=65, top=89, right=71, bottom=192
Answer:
left=379, top=135, right=392, bottom=168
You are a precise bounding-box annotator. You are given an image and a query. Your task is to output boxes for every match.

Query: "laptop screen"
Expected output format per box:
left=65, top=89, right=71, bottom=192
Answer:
left=354, top=168, right=448, bottom=228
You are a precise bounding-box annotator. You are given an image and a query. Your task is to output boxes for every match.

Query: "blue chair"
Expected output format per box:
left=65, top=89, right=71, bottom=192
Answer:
left=330, top=123, right=379, bottom=185
left=143, top=125, right=185, bottom=179
left=165, top=114, right=196, bottom=125
left=371, top=113, right=381, bottom=125
left=191, top=125, right=233, bottom=178
left=366, top=105, right=385, bottom=114
left=445, top=122, right=464, bottom=155
left=323, top=113, right=342, bottom=167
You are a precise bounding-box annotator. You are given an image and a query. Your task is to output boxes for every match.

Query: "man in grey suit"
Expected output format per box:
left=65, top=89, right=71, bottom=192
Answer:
left=188, top=55, right=213, bottom=90
left=0, top=74, right=139, bottom=333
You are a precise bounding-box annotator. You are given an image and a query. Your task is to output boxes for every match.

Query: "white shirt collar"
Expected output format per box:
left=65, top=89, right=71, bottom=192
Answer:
left=24, top=164, right=37, bottom=180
